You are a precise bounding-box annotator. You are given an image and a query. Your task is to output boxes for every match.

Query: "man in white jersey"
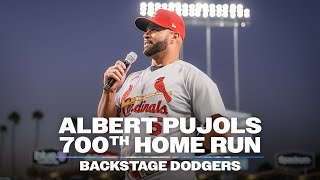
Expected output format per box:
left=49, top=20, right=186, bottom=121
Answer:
left=98, top=9, right=227, bottom=180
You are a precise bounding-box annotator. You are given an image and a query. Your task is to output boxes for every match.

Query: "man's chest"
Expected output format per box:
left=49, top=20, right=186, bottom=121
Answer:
left=119, top=71, right=191, bottom=117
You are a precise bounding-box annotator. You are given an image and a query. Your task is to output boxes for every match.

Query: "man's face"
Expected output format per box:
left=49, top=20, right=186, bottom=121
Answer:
left=143, top=22, right=171, bottom=57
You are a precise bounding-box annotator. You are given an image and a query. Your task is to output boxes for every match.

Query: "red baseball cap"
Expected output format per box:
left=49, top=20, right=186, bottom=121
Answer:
left=135, top=9, right=185, bottom=39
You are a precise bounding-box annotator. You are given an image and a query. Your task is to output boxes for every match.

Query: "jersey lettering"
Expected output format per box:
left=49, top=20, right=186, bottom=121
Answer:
left=122, top=100, right=168, bottom=117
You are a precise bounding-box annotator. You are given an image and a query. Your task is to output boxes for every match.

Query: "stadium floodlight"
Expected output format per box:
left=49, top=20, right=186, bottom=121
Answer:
left=139, top=2, right=251, bottom=27
left=138, top=2, right=252, bottom=112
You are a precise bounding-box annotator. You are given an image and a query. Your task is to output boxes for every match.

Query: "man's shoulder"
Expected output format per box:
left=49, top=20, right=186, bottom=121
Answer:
left=176, top=60, right=196, bottom=68
left=175, top=60, right=206, bottom=75
left=176, top=60, right=216, bottom=86
left=127, top=68, right=148, bottom=79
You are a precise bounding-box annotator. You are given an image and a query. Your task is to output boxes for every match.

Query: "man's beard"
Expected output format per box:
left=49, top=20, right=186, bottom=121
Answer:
left=143, top=40, right=168, bottom=57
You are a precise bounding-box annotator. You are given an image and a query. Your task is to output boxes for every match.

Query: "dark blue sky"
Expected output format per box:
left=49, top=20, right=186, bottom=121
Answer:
left=0, top=0, right=320, bottom=177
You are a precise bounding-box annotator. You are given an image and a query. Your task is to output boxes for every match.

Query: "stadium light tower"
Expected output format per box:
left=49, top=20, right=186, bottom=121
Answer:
left=139, top=2, right=251, bottom=111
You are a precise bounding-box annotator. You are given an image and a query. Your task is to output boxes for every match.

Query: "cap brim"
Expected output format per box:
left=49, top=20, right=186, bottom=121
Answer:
left=134, top=17, right=151, bottom=32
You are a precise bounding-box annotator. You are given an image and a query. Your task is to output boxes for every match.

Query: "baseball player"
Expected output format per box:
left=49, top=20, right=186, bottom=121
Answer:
left=98, top=9, right=227, bottom=180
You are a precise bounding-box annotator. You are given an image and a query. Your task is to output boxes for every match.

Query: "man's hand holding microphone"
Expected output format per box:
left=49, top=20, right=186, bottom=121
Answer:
left=103, top=52, right=137, bottom=92
left=98, top=52, right=137, bottom=118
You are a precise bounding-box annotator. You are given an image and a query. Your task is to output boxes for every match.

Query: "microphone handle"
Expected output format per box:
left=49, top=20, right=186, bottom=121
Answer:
left=103, top=60, right=131, bottom=91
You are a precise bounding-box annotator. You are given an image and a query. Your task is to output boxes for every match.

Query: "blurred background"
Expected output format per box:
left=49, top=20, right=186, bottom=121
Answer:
left=0, top=0, right=319, bottom=179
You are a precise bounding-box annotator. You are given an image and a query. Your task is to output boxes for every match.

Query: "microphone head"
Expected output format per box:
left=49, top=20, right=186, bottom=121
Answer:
left=125, top=52, right=138, bottom=64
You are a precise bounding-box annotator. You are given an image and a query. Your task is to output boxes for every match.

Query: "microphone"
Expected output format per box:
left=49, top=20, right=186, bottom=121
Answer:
left=103, top=52, right=137, bottom=91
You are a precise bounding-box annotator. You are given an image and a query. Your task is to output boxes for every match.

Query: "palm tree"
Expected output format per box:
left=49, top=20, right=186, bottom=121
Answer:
left=8, top=111, right=20, bottom=177
left=0, top=124, right=8, bottom=170
left=32, top=110, right=43, bottom=150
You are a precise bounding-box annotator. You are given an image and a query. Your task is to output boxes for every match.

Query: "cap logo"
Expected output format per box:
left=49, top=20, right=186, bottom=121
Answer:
left=172, top=23, right=176, bottom=28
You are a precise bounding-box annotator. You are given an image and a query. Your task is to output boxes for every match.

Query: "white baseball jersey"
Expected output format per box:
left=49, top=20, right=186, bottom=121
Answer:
left=115, top=60, right=226, bottom=180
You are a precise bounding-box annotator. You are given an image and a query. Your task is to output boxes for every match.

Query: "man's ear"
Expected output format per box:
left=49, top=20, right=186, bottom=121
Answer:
left=170, top=32, right=179, bottom=44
